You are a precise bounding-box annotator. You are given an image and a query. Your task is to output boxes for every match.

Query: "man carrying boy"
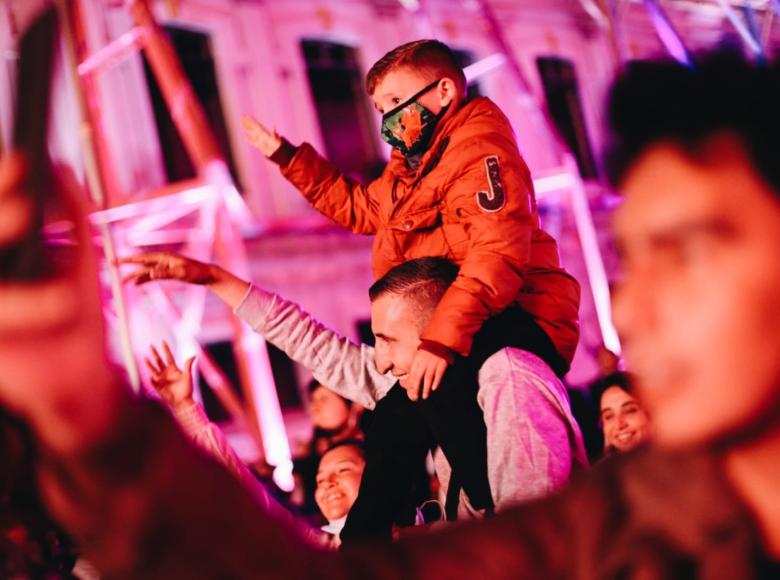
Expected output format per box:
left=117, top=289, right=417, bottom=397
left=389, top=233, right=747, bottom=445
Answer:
left=241, top=39, right=581, bottom=537
left=242, top=39, right=580, bottom=395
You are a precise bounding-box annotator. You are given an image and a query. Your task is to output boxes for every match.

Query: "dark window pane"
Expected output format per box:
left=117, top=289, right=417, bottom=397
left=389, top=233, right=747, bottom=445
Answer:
left=536, top=56, right=598, bottom=179
left=301, top=40, right=382, bottom=182
left=143, top=26, right=242, bottom=188
left=198, top=340, right=302, bottom=422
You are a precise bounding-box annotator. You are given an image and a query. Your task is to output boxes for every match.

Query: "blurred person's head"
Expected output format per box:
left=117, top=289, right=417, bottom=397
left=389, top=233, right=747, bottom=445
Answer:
left=314, top=441, right=366, bottom=523
left=596, top=345, right=620, bottom=376
left=608, top=52, right=780, bottom=450
left=592, top=372, right=651, bottom=455
left=367, top=40, right=466, bottom=157
left=307, top=380, right=353, bottom=433
left=368, top=257, right=458, bottom=389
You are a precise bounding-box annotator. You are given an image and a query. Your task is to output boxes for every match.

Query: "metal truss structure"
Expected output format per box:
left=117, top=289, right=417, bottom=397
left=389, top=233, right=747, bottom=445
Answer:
left=60, top=0, right=294, bottom=490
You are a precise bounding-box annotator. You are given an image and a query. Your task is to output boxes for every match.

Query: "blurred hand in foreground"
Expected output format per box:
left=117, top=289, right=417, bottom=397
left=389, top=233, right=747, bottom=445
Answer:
left=0, top=152, right=123, bottom=453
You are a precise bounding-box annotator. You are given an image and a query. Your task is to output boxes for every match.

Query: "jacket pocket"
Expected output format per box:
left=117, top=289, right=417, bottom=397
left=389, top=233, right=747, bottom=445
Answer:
left=388, top=205, right=442, bottom=233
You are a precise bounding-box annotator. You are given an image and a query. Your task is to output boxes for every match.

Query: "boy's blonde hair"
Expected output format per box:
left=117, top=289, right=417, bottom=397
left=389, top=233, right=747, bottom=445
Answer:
left=366, top=39, right=467, bottom=96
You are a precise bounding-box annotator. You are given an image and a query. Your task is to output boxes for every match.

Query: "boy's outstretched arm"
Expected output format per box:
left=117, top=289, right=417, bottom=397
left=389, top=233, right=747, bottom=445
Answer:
left=241, top=114, right=383, bottom=235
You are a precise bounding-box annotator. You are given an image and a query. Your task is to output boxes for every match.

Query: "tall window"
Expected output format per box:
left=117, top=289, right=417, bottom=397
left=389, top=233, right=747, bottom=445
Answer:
left=301, top=40, right=382, bottom=182
left=535, top=56, right=598, bottom=179
left=143, top=26, right=241, bottom=187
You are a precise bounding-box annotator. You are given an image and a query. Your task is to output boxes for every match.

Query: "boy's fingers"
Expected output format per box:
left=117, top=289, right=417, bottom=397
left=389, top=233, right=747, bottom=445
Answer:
left=432, top=362, right=446, bottom=392
left=422, top=367, right=435, bottom=400
left=241, top=115, right=266, bottom=136
left=184, top=356, right=196, bottom=374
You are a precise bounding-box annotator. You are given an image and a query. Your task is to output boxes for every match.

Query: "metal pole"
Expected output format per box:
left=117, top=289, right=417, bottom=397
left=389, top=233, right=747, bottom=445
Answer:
left=642, top=0, right=694, bottom=67
left=127, top=0, right=222, bottom=166
left=60, top=0, right=141, bottom=391
left=126, top=0, right=291, bottom=484
left=713, top=0, right=764, bottom=57
left=566, top=155, right=621, bottom=356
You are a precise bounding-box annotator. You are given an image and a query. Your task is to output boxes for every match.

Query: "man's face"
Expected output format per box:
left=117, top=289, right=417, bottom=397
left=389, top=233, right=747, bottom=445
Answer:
left=371, top=67, right=450, bottom=116
left=371, top=293, right=423, bottom=390
left=613, top=137, right=780, bottom=448
left=600, top=386, right=651, bottom=454
left=314, top=445, right=366, bottom=522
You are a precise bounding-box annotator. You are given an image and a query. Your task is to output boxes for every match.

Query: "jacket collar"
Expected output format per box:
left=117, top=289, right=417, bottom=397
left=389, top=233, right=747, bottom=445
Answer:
left=386, top=97, right=491, bottom=178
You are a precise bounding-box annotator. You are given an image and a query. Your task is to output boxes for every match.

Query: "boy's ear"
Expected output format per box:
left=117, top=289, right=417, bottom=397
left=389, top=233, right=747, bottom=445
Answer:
left=437, top=77, right=459, bottom=107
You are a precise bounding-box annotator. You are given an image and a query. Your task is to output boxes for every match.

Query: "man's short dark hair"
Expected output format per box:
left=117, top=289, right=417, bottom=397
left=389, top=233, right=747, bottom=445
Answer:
left=606, top=50, right=780, bottom=195
left=366, top=39, right=467, bottom=95
left=368, top=257, right=458, bottom=317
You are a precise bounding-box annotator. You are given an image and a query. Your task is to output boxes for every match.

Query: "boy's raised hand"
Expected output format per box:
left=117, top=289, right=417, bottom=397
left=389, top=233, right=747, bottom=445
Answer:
left=145, top=341, right=195, bottom=412
left=405, top=349, right=448, bottom=401
left=241, top=115, right=282, bottom=158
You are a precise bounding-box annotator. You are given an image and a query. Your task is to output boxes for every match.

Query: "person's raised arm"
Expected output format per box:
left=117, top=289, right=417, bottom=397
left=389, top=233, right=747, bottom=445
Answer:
left=118, top=252, right=394, bottom=408
left=118, top=251, right=250, bottom=308
left=241, top=113, right=384, bottom=235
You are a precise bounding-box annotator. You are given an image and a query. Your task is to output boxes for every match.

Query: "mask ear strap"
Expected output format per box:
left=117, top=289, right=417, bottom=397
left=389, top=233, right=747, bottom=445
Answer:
left=382, top=78, right=442, bottom=119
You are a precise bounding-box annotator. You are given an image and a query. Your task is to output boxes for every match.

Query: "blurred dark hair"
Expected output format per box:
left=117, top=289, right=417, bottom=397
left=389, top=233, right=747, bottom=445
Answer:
left=318, top=439, right=366, bottom=466
left=589, top=371, right=633, bottom=408
left=307, top=378, right=351, bottom=406
left=605, top=50, right=780, bottom=195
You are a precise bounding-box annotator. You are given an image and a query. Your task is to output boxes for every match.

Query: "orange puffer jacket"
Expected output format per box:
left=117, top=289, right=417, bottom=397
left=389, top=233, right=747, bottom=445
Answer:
left=277, top=97, right=580, bottom=364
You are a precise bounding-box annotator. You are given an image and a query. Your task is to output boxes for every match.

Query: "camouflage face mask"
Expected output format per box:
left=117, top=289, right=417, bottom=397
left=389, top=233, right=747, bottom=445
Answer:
left=380, top=79, right=448, bottom=157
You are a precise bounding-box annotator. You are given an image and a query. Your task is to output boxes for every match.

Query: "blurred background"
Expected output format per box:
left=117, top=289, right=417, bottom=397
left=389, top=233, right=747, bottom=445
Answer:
left=1, top=0, right=778, bottom=482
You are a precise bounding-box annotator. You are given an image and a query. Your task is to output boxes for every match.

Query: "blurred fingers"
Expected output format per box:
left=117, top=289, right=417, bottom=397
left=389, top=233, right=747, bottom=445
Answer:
left=162, top=340, right=176, bottom=367
left=150, top=345, right=164, bottom=370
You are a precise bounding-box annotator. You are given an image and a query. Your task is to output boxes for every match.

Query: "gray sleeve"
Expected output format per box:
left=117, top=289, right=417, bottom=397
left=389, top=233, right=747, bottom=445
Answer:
left=477, top=348, right=588, bottom=510
left=233, top=285, right=394, bottom=409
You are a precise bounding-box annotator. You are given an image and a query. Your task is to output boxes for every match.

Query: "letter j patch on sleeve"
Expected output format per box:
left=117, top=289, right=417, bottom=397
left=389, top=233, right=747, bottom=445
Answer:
left=476, top=155, right=506, bottom=212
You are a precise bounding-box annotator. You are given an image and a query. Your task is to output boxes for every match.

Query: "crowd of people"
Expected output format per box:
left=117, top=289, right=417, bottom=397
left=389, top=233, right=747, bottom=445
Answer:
left=1, top=26, right=779, bottom=578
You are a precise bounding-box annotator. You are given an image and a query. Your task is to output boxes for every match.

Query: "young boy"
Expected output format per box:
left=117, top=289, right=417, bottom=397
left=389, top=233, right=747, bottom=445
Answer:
left=242, top=39, right=580, bottom=396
